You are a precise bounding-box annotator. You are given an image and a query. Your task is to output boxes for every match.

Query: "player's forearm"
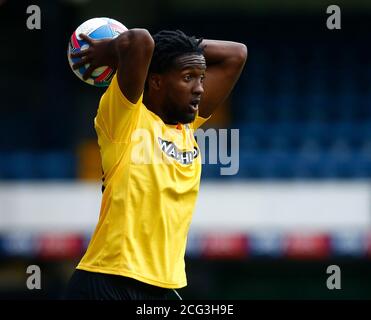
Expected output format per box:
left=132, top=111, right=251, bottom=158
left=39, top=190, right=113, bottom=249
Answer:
left=201, top=39, right=248, bottom=67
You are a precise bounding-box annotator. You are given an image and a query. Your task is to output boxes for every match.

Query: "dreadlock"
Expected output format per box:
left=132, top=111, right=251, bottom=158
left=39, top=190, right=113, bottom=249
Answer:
left=149, top=29, right=204, bottom=74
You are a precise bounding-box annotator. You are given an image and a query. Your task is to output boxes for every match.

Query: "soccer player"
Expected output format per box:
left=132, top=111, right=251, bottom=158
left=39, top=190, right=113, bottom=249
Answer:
left=65, top=29, right=247, bottom=300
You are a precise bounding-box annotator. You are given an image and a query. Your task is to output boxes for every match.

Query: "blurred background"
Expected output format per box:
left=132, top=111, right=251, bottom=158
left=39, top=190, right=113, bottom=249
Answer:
left=1, top=0, right=371, bottom=299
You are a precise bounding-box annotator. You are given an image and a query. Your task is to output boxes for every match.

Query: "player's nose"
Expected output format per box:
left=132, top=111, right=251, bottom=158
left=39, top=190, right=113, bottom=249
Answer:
left=193, top=80, right=204, bottom=95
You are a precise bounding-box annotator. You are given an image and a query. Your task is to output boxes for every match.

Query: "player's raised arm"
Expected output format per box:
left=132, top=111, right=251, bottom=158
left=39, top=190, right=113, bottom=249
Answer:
left=198, top=40, right=248, bottom=118
left=114, top=29, right=154, bottom=103
left=71, top=29, right=154, bottom=104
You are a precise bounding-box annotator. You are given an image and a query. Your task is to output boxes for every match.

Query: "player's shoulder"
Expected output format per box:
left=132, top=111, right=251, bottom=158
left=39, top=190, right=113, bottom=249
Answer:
left=101, top=73, right=143, bottom=109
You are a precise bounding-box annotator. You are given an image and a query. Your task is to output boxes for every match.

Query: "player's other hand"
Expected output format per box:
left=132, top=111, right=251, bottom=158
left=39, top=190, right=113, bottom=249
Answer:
left=70, top=33, right=116, bottom=80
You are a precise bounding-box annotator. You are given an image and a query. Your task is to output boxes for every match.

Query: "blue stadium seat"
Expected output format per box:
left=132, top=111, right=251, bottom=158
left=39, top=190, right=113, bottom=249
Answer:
left=37, top=152, right=77, bottom=179
left=5, top=152, right=39, bottom=180
left=0, top=151, right=76, bottom=180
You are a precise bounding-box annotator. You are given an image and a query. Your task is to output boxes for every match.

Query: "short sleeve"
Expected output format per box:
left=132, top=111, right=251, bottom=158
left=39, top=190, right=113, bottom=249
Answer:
left=95, top=73, right=142, bottom=142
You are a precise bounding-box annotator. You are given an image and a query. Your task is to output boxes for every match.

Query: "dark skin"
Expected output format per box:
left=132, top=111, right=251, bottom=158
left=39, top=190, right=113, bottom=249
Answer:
left=146, top=54, right=206, bottom=124
left=71, top=29, right=247, bottom=124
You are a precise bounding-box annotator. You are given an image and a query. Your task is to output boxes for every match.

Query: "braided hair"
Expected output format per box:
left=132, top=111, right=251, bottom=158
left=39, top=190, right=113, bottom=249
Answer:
left=149, top=29, right=204, bottom=74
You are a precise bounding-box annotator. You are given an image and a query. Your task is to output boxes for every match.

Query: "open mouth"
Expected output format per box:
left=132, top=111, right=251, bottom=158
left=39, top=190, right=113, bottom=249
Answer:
left=189, top=99, right=200, bottom=112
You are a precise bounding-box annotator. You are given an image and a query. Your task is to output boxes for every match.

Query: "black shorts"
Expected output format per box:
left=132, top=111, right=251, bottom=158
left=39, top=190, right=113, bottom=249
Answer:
left=64, top=269, right=172, bottom=300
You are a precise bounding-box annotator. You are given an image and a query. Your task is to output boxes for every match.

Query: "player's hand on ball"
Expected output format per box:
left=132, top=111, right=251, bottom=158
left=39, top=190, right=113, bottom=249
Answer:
left=70, top=33, right=116, bottom=80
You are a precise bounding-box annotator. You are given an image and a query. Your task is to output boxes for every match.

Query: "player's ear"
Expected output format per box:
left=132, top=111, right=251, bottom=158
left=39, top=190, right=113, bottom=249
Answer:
left=148, top=73, right=161, bottom=91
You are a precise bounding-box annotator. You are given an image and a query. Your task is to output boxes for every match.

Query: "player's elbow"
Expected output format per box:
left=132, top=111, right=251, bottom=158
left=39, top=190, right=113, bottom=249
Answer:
left=116, top=28, right=154, bottom=56
left=228, top=43, right=247, bottom=74
left=235, top=43, right=248, bottom=65
left=131, top=29, right=155, bottom=51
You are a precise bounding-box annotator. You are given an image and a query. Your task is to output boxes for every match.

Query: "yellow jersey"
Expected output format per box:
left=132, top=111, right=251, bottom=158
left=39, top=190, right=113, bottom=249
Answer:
left=77, top=74, right=209, bottom=288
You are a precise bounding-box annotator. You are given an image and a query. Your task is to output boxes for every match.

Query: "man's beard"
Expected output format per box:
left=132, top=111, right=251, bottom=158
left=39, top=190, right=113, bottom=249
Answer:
left=167, top=105, right=196, bottom=124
